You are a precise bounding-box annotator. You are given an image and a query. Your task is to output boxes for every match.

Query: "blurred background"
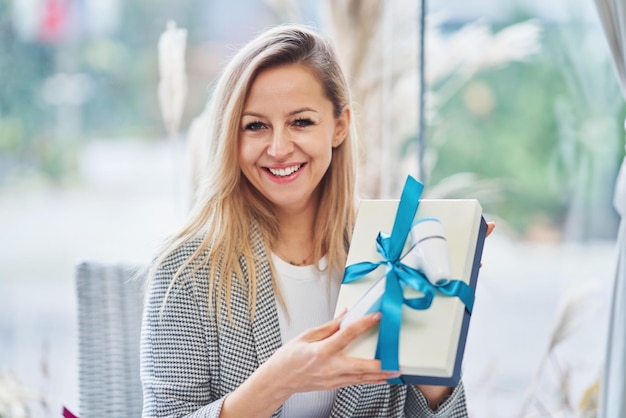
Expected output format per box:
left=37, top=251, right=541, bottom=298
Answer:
left=0, top=0, right=622, bottom=416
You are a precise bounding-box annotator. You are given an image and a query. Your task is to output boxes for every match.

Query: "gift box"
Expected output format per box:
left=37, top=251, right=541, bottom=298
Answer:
left=336, top=176, right=487, bottom=386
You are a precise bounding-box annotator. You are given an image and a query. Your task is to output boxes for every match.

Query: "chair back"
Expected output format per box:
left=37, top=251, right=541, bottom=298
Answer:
left=76, top=262, right=145, bottom=418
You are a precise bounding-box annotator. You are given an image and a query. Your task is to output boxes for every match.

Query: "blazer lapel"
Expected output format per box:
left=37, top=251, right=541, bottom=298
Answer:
left=249, top=224, right=283, bottom=364
left=248, top=225, right=283, bottom=417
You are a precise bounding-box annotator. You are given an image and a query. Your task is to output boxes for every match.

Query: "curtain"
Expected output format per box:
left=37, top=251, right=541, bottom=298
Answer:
left=593, top=1, right=626, bottom=416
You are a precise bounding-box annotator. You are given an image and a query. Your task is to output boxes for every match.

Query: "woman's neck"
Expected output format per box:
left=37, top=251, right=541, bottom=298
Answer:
left=274, top=206, right=317, bottom=266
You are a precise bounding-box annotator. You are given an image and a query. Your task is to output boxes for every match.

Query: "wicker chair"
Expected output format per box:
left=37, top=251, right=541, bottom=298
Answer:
left=75, top=262, right=146, bottom=418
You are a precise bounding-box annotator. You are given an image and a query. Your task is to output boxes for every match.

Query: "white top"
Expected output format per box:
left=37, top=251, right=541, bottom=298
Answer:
left=272, top=254, right=342, bottom=418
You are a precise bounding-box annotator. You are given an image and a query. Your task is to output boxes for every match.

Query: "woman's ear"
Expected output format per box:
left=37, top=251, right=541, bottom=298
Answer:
left=332, top=107, right=351, bottom=148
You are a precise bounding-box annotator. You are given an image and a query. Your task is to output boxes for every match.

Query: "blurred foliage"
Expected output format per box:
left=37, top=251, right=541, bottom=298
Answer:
left=0, top=1, right=53, bottom=153
left=0, top=0, right=213, bottom=184
left=427, top=23, right=624, bottom=236
left=548, top=22, right=624, bottom=240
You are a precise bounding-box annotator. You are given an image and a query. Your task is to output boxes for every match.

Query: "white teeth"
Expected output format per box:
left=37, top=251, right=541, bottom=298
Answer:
left=268, top=164, right=302, bottom=177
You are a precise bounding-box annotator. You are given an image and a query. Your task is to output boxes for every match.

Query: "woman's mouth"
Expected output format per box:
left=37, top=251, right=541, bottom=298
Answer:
left=266, top=164, right=303, bottom=177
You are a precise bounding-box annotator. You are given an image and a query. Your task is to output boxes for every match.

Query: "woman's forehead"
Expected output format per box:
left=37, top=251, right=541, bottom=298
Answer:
left=242, top=64, right=329, bottom=112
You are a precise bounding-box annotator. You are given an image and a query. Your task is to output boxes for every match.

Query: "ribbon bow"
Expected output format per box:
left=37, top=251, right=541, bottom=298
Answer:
left=342, top=176, right=474, bottom=383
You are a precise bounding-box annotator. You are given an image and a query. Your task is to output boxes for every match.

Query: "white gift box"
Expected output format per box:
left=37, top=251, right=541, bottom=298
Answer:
left=336, top=199, right=487, bottom=386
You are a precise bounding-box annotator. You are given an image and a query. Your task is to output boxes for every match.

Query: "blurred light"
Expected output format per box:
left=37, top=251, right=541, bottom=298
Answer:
left=463, top=80, right=495, bottom=118
left=10, top=0, right=121, bottom=43
left=41, top=73, right=93, bottom=106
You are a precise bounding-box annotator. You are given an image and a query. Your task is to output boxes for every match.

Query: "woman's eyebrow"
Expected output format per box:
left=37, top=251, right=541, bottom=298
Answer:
left=242, top=107, right=318, bottom=118
left=288, top=107, right=317, bottom=116
left=242, top=111, right=264, bottom=118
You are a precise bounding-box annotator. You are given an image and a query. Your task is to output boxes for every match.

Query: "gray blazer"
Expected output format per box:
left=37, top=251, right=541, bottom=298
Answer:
left=140, top=226, right=469, bottom=417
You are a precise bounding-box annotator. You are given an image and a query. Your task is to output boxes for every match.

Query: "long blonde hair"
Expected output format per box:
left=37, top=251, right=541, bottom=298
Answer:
left=153, top=24, right=358, bottom=317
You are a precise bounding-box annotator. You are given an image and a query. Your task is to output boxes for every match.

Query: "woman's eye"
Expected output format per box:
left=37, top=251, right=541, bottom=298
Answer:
left=244, top=121, right=266, bottom=131
left=293, top=118, right=314, bottom=128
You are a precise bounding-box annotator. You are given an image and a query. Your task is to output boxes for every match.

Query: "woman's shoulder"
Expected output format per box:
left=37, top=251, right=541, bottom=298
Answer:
left=145, top=235, right=209, bottom=306
left=156, top=234, right=208, bottom=275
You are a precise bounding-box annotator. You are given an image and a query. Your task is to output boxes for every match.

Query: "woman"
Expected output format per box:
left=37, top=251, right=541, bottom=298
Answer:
left=141, top=24, right=476, bottom=417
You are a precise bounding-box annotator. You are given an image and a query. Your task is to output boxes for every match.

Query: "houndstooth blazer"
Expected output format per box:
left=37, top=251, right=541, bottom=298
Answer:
left=140, top=225, right=470, bottom=417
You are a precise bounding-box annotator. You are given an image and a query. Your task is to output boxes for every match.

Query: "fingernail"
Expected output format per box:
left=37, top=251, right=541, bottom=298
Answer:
left=371, top=312, right=381, bottom=321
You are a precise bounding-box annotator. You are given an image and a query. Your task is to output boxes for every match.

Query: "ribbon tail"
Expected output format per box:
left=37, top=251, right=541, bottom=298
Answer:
left=342, top=261, right=383, bottom=284
left=378, top=269, right=404, bottom=383
left=438, top=280, right=475, bottom=313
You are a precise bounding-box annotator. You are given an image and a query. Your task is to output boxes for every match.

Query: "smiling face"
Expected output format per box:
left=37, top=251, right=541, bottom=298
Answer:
left=238, top=64, right=349, bottom=216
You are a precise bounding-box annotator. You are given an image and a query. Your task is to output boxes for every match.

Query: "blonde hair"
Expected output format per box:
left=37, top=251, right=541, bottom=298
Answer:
left=153, top=24, right=358, bottom=318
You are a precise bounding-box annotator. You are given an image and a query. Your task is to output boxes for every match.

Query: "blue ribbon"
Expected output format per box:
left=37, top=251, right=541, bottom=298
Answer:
left=342, top=176, right=475, bottom=383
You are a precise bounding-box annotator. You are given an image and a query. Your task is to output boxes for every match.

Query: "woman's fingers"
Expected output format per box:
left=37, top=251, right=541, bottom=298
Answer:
left=329, top=368, right=402, bottom=388
left=480, top=222, right=496, bottom=268
left=334, top=307, right=348, bottom=319
left=326, top=312, right=381, bottom=352
left=486, top=221, right=496, bottom=237
left=340, top=357, right=390, bottom=375
left=270, top=312, right=404, bottom=394
left=300, top=314, right=343, bottom=342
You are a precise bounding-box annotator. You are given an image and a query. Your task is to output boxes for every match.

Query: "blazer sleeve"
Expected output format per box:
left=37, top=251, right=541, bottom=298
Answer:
left=405, top=382, right=469, bottom=418
left=140, top=260, right=223, bottom=418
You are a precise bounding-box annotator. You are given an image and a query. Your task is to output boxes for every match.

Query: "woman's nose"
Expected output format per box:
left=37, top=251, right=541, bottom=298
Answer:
left=267, top=128, right=294, bottom=159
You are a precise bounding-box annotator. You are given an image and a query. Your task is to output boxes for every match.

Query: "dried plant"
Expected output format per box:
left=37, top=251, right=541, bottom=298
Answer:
left=579, top=380, right=599, bottom=418
left=549, top=24, right=622, bottom=240
left=422, top=17, right=541, bottom=208
left=186, top=102, right=212, bottom=205
left=158, top=20, right=190, bottom=215
left=427, top=17, right=541, bottom=114
left=549, top=285, right=600, bottom=350
left=321, top=0, right=401, bottom=198
left=518, top=281, right=601, bottom=418
left=422, top=171, right=505, bottom=204
left=0, top=370, right=48, bottom=418
left=158, top=20, right=188, bottom=137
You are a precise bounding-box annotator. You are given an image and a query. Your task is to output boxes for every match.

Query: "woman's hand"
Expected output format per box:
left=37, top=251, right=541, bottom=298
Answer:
left=486, top=221, right=495, bottom=237
left=480, top=222, right=496, bottom=268
left=220, top=312, right=399, bottom=418
left=266, top=311, right=401, bottom=396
